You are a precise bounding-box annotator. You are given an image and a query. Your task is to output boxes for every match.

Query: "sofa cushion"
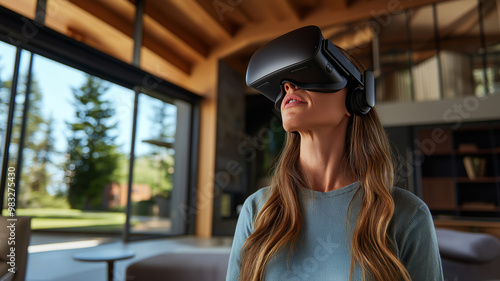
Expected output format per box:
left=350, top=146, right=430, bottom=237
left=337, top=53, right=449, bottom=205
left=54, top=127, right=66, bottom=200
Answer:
left=436, top=228, right=500, bottom=263
left=126, top=252, right=229, bottom=281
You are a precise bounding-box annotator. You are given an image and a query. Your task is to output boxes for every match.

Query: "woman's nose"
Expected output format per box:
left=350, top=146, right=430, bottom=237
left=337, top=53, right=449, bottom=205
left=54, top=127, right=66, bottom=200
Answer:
left=283, top=82, right=297, bottom=93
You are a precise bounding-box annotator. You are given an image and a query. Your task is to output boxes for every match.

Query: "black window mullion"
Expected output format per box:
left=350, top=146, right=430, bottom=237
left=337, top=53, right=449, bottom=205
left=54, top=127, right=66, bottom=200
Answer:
left=0, top=47, right=22, bottom=212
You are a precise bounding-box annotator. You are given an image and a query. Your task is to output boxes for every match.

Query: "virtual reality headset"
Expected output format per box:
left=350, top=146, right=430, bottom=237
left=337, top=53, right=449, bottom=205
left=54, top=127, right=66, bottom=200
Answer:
left=246, top=25, right=375, bottom=115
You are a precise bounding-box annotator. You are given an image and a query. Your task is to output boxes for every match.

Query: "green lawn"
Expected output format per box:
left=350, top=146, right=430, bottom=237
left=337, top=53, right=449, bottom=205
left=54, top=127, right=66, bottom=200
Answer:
left=3, top=208, right=126, bottom=232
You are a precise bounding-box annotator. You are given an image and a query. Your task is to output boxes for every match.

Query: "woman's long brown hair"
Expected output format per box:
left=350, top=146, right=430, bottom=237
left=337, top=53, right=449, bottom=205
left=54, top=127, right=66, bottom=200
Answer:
left=238, top=48, right=411, bottom=281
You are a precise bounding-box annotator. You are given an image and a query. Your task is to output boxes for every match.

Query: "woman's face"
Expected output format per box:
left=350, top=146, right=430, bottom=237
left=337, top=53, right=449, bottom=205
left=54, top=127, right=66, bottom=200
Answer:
left=280, top=82, right=351, bottom=133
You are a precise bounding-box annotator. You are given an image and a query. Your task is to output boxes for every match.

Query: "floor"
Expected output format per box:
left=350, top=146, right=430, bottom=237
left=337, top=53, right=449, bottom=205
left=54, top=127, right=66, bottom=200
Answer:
left=26, top=233, right=233, bottom=281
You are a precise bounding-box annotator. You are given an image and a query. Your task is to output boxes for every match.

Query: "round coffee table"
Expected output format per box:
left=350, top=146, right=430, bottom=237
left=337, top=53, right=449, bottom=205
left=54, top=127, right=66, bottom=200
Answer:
left=73, top=249, right=135, bottom=281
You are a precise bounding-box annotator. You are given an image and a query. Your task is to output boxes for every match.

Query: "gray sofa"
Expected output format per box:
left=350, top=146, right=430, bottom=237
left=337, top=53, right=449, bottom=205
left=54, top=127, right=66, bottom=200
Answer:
left=126, top=228, right=500, bottom=281
left=436, top=228, right=500, bottom=281
left=126, top=252, right=229, bottom=281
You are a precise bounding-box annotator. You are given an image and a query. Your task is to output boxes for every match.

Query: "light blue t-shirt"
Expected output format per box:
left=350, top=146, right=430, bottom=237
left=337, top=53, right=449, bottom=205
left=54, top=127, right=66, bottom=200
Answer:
left=226, top=182, right=444, bottom=281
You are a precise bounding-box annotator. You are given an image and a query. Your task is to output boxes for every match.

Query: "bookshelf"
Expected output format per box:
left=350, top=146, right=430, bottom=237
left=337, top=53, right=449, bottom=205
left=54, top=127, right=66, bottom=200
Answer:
left=416, top=122, right=500, bottom=219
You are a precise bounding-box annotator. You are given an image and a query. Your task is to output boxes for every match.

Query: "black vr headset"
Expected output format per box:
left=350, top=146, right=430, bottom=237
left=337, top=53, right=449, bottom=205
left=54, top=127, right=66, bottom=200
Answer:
left=246, top=25, right=375, bottom=115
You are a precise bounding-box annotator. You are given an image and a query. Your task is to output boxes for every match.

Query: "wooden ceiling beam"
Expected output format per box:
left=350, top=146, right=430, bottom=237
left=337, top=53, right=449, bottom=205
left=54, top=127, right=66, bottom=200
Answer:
left=143, top=15, right=203, bottom=68
left=239, top=0, right=273, bottom=23
left=286, top=0, right=319, bottom=18
left=195, top=0, right=243, bottom=35
left=142, top=29, right=193, bottom=74
left=325, top=0, right=350, bottom=11
left=174, top=0, right=231, bottom=41
left=263, top=0, right=300, bottom=22
left=147, top=0, right=235, bottom=53
left=68, top=0, right=134, bottom=37
left=68, top=0, right=199, bottom=73
left=221, top=0, right=449, bottom=60
left=439, top=3, right=478, bottom=38
left=331, top=25, right=373, bottom=50
left=322, top=25, right=348, bottom=39
left=144, top=1, right=211, bottom=57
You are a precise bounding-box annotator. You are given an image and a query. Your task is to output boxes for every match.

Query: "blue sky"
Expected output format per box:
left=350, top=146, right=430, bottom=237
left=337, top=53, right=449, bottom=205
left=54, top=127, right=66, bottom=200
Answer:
left=0, top=40, right=177, bottom=194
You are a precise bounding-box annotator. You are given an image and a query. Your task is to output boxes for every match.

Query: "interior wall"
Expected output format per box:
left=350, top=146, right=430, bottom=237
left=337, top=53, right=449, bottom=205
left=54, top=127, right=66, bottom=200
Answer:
left=377, top=93, right=500, bottom=127
left=212, top=60, right=247, bottom=236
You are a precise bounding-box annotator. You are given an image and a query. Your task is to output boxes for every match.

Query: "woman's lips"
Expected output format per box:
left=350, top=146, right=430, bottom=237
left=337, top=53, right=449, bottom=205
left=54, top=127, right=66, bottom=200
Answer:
left=283, top=95, right=307, bottom=110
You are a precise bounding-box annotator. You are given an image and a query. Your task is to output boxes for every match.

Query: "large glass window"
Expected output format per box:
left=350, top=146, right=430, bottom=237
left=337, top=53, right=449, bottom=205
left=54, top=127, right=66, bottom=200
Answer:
left=129, top=93, right=191, bottom=237
left=410, top=5, right=441, bottom=101
left=377, top=13, right=412, bottom=102
left=130, top=94, right=176, bottom=235
left=0, top=40, right=194, bottom=239
left=482, top=0, right=500, bottom=95
left=2, top=52, right=136, bottom=233
left=437, top=0, right=479, bottom=98
left=0, top=41, right=17, bottom=186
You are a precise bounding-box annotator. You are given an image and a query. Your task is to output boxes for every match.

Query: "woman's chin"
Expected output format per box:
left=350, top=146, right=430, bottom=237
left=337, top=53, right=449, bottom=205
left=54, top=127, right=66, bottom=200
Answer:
left=283, top=123, right=303, bottom=133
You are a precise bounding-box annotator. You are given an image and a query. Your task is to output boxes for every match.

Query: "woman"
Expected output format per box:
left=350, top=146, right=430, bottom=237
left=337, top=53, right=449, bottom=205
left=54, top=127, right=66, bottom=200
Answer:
left=226, top=27, right=443, bottom=281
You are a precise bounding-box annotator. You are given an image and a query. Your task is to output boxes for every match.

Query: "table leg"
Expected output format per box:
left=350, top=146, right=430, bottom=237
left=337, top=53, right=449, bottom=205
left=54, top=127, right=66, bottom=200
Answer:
left=107, top=261, right=114, bottom=281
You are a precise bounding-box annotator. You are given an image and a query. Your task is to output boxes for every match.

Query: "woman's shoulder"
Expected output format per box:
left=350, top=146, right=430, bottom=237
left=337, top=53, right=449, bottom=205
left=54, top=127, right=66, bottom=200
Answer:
left=390, top=187, right=433, bottom=230
left=391, top=187, right=430, bottom=215
left=392, top=187, right=426, bottom=208
left=241, top=186, right=272, bottom=214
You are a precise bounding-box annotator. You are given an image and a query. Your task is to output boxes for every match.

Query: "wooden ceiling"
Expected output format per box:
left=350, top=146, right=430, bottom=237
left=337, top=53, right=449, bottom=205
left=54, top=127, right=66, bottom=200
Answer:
left=1, top=0, right=498, bottom=94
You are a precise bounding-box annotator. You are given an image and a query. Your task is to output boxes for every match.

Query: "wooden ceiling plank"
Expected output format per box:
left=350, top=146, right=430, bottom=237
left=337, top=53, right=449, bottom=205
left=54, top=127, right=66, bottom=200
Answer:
left=220, top=7, right=252, bottom=26
left=68, top=0, right=134, bottom=37
left=239, top=0, right=273, bottom=23
left=325, top=0, right=349, bottom=11
left=145, top=0, right=212, bottom=56
left=323, top=25, right=349, bottom=39
left=265, top=0, right=300, bottom=21
left=66, top=0, right=194, bottom=73
left=140, top=46, right=194, bottom=91
left=142, top=30, right=192, bottom=74
left=286, top=0, right=318, bottom=18
left=439, top=2, right=480, bottom=38
left=168, top=0, right=232, bottom=41
left=227, top=0, right=448, bottom=54
left=215, top=0, right=452, bottom=71
left=43, top=0, right=135, bottom=64
left=307, top=0, right=447, bottom=29
left=143, top=14, right=204, bottom=64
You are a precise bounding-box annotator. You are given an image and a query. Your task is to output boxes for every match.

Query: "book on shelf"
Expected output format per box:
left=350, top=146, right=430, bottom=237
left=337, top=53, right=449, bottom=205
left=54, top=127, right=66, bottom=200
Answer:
left=458, top=143, right=478, bottom=153
left=463, top=156, right=486, bottom=180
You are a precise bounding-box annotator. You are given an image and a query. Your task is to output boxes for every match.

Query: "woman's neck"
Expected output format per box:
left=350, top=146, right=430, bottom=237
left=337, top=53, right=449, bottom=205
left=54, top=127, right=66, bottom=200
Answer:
left=298, top=122, right=354, bottom=192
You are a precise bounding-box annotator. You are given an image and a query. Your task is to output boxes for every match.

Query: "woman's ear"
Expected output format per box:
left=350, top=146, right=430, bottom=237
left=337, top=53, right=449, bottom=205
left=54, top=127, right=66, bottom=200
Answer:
left=345, top=103, right=352, bottom=117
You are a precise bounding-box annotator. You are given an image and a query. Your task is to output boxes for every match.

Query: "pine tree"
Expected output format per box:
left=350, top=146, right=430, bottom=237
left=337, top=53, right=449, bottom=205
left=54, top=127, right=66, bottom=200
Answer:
left=65, top=75, right=119, bottom=210
left=0, top=59, right=58, bottom=208
left=0, top=56, right=12, bottom=164
left=17, top=77, right=51, bottom=207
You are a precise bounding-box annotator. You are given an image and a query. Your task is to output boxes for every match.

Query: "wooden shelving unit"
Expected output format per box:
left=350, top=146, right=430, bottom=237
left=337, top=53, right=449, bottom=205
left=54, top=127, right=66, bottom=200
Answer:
left=416, top=122, right=500, bottom=219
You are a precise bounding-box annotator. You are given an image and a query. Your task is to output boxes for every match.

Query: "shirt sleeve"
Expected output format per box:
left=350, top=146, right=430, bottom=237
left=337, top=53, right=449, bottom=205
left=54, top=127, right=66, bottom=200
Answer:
left=226, top=195, right=256, bottom=281
left=398, top=204, right=444, bottom=281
